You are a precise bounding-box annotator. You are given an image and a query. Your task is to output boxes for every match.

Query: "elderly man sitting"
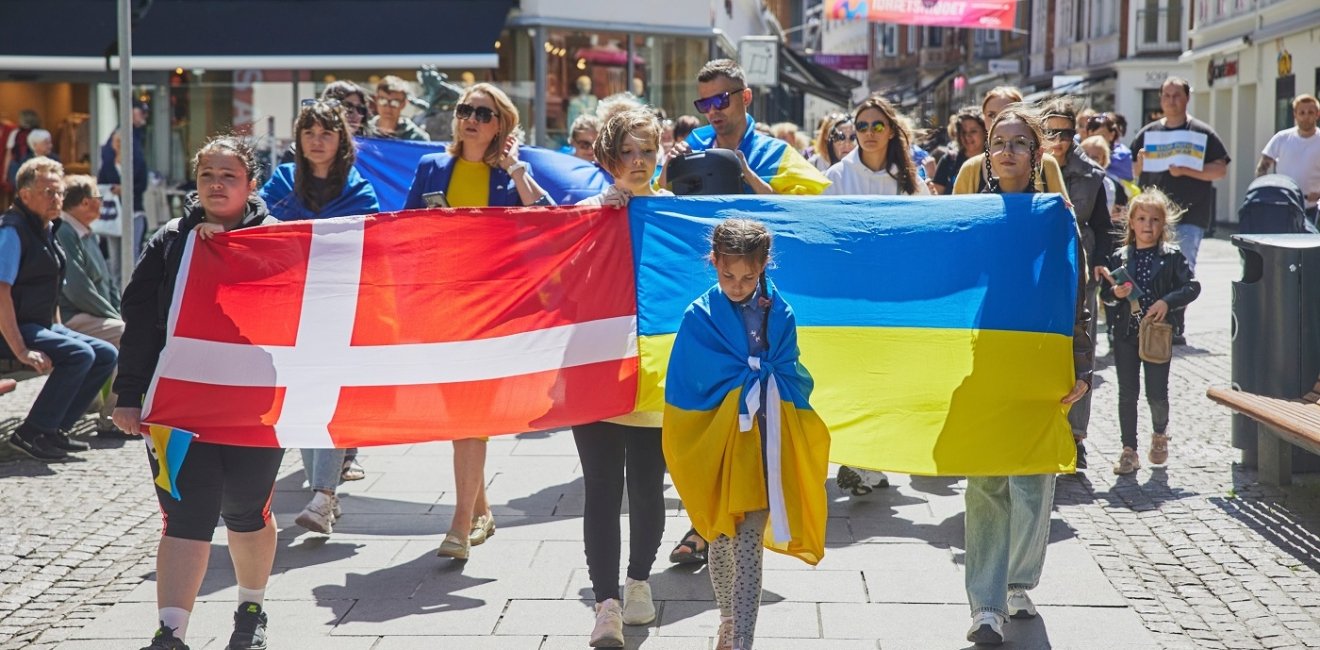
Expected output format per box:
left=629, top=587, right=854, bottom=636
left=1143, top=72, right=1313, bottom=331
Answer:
left=0, top=158, right=117, bottom=461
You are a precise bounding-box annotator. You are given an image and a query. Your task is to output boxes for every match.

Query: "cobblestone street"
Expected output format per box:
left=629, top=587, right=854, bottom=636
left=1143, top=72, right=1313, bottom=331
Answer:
left=3, top=236, right=1320, bottom=648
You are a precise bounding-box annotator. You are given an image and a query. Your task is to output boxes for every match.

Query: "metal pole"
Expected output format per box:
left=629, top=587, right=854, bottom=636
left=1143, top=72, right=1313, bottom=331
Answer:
left=533, top=28, right=548, bottom=147
left=117, top=0, right=135, bottom=288
left=625, top=34, right=635, bottom=97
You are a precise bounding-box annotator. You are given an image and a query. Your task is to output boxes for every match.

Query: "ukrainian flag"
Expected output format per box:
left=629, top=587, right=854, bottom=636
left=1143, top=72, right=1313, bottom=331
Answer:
left=631, top=193, right=1079, bottom=477
left=685, top=116, right=830, bottom=195
left=662, top=281, right=830, bottom=565
left=146, top=425, right=196, bottom=500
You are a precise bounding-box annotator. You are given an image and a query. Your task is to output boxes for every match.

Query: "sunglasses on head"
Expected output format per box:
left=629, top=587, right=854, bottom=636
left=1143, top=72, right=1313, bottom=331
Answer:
left=693, top=88, right=744, bottom=113
left=456, top=103, right=498, bottom=124
left=854, top=120, right=887, bottom=134
left=829, top=131, right=856, bottom=143
left=302, top=97, right=367, bottom=118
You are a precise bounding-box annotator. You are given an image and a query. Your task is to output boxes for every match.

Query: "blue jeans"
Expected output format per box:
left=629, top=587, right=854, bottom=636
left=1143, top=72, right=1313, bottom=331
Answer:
left=19, top=323, right=117, bottom=436
left=300, top=448, right=346, bottom=492
left=964, top=474, right=1056, bottom=616
left=1174, top=223, right=1203, bottom=272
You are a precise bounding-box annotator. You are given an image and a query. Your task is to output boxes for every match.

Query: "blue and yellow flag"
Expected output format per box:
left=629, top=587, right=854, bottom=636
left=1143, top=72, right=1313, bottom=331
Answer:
left=632, top=193, right=1079, bottom=477
left=662, top=281, right=830, bottom=565
left=145, top=425, right=195, bottom=500
left=685, top=115, right=830, bottom=195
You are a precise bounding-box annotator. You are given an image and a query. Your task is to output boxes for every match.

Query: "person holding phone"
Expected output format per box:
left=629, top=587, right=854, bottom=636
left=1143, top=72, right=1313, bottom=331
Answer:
left=401, top=83, right=552, bottom=562
left=402, top=83, right=552, bottom=211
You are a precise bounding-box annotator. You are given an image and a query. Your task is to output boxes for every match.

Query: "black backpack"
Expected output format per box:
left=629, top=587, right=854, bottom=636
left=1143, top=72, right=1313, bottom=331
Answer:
left=1238, top=174, right=1318, bottom=235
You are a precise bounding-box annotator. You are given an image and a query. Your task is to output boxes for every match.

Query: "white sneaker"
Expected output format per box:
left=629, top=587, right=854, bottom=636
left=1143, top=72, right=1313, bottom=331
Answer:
left=295, top=492, right=335, bottom=534
left=715, top=615, right=735, bottom=649
left=589, top=598, right=625, bottom=647
left=966, top=611, right=1005, bottom=645
left=621, top=578, right=656, bottom=625
left=1007, top=588, right=1037, bottom=618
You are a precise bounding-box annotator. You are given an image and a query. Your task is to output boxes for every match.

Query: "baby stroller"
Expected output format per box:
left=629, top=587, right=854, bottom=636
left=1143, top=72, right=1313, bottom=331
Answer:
left=1238, top=174, right=1318, bottom=234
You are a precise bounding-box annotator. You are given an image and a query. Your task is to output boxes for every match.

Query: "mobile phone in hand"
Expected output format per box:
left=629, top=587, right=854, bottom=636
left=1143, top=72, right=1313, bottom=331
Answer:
left=1110, top=267, right=1144, bottom=299
left=422, top=191, right=450, bottom=208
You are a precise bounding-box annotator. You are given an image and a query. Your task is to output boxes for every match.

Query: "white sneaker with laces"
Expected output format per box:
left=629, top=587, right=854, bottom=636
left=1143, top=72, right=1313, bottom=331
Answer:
left=966, top=611, right=1005, bottom=645
left=295, top=492, right=335, bottom=534
left=589, top=598, right=625, bottom=647
left=1008, top=588, right=1037, bottom=618
left=621, top=578, right=656, bottom=625
left=715, top=615, right=735, bottom=650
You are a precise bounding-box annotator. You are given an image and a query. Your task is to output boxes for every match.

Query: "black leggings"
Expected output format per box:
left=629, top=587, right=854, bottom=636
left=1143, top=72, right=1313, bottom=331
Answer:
left=1114, top=335, right=1171, bottom=450
left=572, top=421, right=667, bottom=602
left=150, top=442, right=285, bottom=541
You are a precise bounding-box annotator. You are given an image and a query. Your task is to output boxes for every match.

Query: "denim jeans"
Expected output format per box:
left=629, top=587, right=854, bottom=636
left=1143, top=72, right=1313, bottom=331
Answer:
left=301, top=448, right=346, bottom=492
left=964, top=474, right=1056, bottom=616
left=1174, top=223, right=1204, bottom=272
left=18, top=323, right=117, bottom=436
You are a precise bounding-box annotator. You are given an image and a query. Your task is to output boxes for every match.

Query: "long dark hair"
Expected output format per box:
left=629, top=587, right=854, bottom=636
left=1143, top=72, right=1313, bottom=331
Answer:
left=294, top=101, right=356, bottom=213
left=852, top=95, right=920, bottom=196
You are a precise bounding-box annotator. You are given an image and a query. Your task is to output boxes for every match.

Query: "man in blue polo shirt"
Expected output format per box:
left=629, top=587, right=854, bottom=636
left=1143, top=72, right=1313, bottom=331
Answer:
left=0, top=157, right=117, bottom=462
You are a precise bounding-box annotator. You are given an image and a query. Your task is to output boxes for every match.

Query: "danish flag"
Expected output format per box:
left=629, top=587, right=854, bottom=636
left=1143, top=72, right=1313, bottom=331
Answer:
left=141, top=207, right=639, bottom=448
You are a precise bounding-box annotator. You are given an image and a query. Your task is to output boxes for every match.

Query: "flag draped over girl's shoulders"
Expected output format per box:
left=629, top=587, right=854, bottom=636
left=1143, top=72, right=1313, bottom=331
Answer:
left=662, top=281, right=830, bottom=565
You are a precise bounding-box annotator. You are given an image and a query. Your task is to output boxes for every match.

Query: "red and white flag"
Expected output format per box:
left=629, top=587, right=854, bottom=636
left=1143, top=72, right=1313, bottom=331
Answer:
left=142, top=207, right=639, bottom=448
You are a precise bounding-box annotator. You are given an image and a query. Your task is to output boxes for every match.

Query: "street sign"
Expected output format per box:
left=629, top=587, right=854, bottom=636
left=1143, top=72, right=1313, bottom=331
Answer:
left=739, top=36, right=779, bottom=86
left=988, top=58, right=1020, bottom=75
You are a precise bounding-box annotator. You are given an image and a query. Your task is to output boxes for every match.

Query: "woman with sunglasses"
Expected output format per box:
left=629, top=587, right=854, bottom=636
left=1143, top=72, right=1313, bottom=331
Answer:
left=402, top=82, right=551, bottom=562
left=823, top=96, right=929, bottom=198
left=807, top=113, right=856, bottom=173
left=952, top=106, right=1091, bottom=646
left=1087, top=113, right=1135, bottom=182
left=931, top=108, right=986, bottom=195
left=403, top=83, right=552, bottom=212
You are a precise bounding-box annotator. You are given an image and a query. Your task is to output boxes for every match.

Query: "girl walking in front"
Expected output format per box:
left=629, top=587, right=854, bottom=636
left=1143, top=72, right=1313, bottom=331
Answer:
left=663, top=219, right=830, bottom=650
left=572, top=109, right=672, bottom=647
left=952, top=105, right=1093, bottom=645
left=1101, top=188, right=1201, bottom=474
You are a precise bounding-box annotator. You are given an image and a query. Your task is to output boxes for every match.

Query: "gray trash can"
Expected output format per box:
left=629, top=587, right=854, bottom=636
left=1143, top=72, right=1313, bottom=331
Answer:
left=1231, top=234, right=1320, bottom=467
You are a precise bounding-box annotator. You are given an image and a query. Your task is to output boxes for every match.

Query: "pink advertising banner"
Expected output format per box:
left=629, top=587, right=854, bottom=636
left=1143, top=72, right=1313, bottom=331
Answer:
left=828, top=0, right=1020, bottom=30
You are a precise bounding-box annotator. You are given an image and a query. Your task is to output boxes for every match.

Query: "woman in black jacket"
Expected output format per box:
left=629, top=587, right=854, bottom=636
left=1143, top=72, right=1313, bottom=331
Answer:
left=112, top=135, right=282, bottom=650
left=1100, top=187, right=1201, bottom=475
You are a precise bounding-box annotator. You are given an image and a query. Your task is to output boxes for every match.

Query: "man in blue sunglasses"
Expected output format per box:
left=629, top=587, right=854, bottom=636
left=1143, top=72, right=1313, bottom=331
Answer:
left=667, top=59, right=829, bottom=196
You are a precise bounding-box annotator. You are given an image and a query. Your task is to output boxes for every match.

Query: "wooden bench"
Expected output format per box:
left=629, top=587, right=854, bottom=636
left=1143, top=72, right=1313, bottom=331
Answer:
left=1207, top=377, right=1320, bottom=486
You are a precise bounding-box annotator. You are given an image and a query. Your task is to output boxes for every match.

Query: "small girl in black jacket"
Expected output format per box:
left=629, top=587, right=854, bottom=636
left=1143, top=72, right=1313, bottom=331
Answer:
left=1100, top=187, right=1201, bottom=475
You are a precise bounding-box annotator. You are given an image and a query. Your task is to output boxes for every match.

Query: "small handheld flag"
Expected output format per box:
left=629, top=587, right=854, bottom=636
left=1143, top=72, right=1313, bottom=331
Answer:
left=145, top=425, right=196, bottom=500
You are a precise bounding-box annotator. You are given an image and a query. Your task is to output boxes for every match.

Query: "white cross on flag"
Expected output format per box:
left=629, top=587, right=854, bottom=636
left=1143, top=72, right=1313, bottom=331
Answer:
left=141, top=207, right=639, bottom=448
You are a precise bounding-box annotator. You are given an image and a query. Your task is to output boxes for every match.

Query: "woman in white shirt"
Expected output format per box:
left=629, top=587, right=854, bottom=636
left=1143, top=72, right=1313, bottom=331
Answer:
left=825, top=94, right=928, bottom=497
left=824, top=95, right=930, bottom=197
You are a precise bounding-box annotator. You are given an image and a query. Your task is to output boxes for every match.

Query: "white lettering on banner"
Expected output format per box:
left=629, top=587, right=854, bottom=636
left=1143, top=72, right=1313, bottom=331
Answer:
left=1141, top=130, right=1208, bottom=173
left=870, top=0, right=972, bottom=17
left=144, top=218, right=639, bottom=448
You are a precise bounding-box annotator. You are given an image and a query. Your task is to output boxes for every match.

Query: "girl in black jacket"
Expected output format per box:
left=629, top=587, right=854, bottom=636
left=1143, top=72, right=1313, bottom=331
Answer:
left=112, top=135, right=282, bottom=650
left=1100, top=187, right=1201, bottom=475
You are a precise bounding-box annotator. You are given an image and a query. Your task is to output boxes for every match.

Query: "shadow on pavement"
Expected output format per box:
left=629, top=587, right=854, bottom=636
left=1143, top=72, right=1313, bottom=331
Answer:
left=1212, top=467, right=1320, bottom=574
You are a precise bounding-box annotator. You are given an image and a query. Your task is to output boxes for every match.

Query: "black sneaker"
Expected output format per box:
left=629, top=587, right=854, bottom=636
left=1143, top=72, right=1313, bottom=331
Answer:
left=7, top=432, right=68, bottom=462
left=46, top=429, right=91, bottom=452
left=228, top=601, right=268, bottom=650
left=142, top=622, right=190, bottom=649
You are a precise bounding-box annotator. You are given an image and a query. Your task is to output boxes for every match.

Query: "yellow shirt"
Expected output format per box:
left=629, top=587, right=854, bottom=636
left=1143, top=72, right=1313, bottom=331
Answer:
left=951, top=153, right=1070, bottom=200
left=447, top=158, right=492, bottom=207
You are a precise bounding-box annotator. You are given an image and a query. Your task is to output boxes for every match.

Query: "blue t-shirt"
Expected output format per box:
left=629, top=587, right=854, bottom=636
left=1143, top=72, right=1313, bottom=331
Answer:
left=0, top=228, right=20, bottom=285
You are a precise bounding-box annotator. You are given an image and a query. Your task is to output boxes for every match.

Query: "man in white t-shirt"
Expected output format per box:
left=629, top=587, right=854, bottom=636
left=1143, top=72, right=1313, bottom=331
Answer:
left=1258, top=94, right=1320, bottom=219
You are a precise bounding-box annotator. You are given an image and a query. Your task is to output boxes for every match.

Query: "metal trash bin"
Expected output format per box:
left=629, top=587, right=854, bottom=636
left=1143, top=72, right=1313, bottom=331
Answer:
left=1231, top=234, right=1320, bottom=467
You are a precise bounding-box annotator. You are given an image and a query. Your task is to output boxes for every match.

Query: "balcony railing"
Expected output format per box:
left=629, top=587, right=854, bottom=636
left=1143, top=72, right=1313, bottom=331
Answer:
left=1135, top=8, right=1184, bottom=53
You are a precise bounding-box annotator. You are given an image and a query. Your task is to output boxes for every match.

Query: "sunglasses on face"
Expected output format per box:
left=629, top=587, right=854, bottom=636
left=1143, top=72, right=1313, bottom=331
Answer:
left=456, top=103, right=498, bottom=124
left=854, top=120, right=888, bottom=134
left=376, top=96, right=405, bottom=109
left=693, top=88, right=744, bottom=113
left=989, top=136, right=1036, bottom=154
left=1044, top=128, right=1076, bottom=141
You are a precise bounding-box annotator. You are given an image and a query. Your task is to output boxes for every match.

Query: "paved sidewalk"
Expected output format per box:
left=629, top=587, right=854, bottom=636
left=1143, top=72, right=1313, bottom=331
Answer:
left=0, top=236, right=1314, bottom=649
